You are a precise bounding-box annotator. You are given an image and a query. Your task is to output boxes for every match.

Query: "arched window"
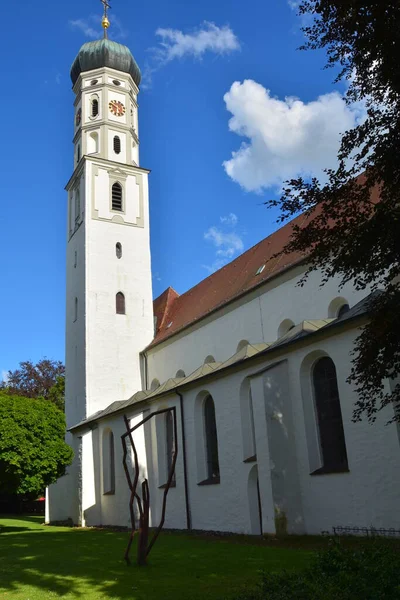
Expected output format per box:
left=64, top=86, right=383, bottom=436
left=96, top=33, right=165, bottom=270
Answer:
left=75, top=189, right=80, bottom=222
left=88, top=131, right=99, bottom=154
left=103, top=430, right=115, bottom=495
left=175, top=369, right=186, bottom=378
left=337, top=303, right=350, bottom=318
left=204, top=395, right=220, bottom=480
left=165, top=411, right=175, bottom=481
left=112, top=182, right=123, bottom=211
left=116, top=292, right=125, bottom=314
left=113, top=136, right=121, bottom=154
left=116, top=242, right=122, bottom=259
left=240, top=378, right=256, bottom=461
left=91, top=98, right=99, bottom=118
left=313, top=357, right=348, bottom=473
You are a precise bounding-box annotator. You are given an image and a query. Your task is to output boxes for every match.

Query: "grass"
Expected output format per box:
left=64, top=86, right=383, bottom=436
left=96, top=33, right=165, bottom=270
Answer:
left=0, top=516, right=313, bottom=600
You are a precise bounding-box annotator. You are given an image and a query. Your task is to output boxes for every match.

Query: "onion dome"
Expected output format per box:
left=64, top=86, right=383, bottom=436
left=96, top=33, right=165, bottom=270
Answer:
left=70, top=39, right=141, bottom=87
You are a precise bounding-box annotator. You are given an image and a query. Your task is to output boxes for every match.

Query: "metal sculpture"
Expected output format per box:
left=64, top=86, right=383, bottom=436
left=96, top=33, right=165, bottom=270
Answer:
left=121, top=407, right=178, bottom=565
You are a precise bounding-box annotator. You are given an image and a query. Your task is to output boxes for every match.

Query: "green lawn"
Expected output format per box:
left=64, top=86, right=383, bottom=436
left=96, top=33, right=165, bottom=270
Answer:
left=0, top=516, right=312, bottom=600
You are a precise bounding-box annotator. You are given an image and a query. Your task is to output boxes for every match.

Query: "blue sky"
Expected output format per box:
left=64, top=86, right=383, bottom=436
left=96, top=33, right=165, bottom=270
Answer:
left=0, top=0, right=364, bottom=376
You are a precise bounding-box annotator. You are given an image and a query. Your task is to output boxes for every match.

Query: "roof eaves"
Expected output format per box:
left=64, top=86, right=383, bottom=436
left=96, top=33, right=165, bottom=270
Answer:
left=69, top=292, right=374, bottom=433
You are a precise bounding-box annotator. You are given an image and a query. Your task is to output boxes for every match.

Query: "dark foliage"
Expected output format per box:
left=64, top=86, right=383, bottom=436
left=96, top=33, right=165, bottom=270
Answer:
left=0, top=393, right=73, bottom=498
left=266, top=1, right=400, bottom=422
left=234, top=539, right=400, bottom=600
left=1, top=358, right=65, bottom=411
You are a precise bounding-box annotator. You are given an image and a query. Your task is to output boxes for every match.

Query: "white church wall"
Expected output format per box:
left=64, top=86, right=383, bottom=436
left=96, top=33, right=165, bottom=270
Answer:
left=65, top=177, right=87, bottom=430
left=145, top=326, right=400, bottom=536
left=288, top=330, right=400, bottom=535
left=176, top=374, right=266, bottom=534
left=84, top=160, right=154, bottom=417
left=147, top=268, right=375, bottom=386
left=47, top=432, right=81, bottom=524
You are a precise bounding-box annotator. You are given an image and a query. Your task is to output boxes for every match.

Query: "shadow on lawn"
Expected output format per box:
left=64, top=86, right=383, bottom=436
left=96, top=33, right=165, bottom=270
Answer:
left=0, top=518, right=314, bottom=600
left=0, top=526, right=154, bottom=599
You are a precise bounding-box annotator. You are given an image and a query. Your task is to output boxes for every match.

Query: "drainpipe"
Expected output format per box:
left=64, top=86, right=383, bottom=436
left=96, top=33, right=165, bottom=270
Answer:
left=176, top=390, right=192, bottom=531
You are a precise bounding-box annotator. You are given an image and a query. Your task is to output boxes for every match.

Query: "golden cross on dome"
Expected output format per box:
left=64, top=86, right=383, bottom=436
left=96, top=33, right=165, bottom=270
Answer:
left=100, top=0, right=111, bottom=38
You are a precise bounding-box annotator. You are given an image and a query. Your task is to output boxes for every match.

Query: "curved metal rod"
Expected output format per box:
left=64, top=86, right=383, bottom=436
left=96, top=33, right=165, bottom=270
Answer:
left=121, top=407, right=178, bottom=565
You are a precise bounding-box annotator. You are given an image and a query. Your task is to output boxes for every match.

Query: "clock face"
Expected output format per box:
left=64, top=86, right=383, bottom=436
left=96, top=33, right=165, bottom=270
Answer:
left=109, top=100, right=126, bottom=117
left=75, top=108, right=82, bottom=126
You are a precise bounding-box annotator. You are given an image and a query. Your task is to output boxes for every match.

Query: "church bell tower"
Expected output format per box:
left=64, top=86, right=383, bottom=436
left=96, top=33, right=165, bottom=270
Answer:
left=65, top=4, right=154, bottom=429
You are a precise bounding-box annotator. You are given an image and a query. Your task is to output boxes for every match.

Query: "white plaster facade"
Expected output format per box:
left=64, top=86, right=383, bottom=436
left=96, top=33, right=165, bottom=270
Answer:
left=48, top=40, right=400, bottom=536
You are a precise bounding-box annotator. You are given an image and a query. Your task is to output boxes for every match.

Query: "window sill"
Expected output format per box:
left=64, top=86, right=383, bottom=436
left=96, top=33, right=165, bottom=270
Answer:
left=158, top=481, right=176, bottom=489
left=310, top=465, right=349, bottom=476
left=243, top=455, right=257, bottom=464
left=103, top=490, right=115, bottom=496
left=198, top=476, right=220, bottom=486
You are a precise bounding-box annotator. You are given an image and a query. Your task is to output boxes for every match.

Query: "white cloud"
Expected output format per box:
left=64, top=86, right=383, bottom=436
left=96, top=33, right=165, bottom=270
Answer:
left=220, top=213, right=238, bottom=226
left=69, top=18, right=98, bottom=38
left=143, top=22, right=240, bottom=88
left=203, top=213, right=244, bottom=272
left=205, top=227, right=244, bottom=258
left=69, top=15, right=127, bottom=40
left=1, top=370, right=9, bottom=384
left=155, top=21, right=240, bottom=62
left=223, top=80, right=367, bottom=193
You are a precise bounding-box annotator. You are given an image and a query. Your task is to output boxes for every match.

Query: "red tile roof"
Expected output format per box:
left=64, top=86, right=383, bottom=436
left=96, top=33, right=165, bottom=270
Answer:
left=150, top=212, right=313, bottom=348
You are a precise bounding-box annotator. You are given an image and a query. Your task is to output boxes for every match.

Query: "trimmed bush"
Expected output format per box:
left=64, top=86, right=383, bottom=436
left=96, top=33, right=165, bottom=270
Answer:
left=233, top=539, right=400, bottom=600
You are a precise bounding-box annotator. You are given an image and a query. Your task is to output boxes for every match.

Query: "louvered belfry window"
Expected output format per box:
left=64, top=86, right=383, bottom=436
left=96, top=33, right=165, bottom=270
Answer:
left=116, top=292, right=125, bottom=315
left=313, top=357, right=348, bottom=472
left=114, top=136, right=121, bottom=154
left=91, top=98, right=99, bottom=117
left=112, top=182, right=123, bottom=211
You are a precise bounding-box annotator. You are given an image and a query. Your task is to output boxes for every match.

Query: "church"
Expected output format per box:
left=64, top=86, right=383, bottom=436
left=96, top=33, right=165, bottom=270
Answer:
left=47, top=12, right=400, bottom=536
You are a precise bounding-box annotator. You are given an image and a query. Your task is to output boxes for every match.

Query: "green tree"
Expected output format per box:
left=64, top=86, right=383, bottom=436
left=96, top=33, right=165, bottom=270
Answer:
left=47, top=375, right=65, bottom=411
left=267, top=1, right=400, bottom=423
left=0, top=394, right=73, bottom=498
left=1, top=359, right=65, bottom=410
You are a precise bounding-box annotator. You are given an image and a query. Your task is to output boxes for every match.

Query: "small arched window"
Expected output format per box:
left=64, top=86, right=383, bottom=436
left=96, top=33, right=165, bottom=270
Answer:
left=91, top=98, right=99, bottom=117
left=150, top=378, right=160, bottom=391
left=116, top=292, right=125, bottom=315
left=88, top=131, right=99, bottom=154
left=204, top=355, right=215, bottom=365
left=113, top=136, right=121, bottom=154
left=313, top=357, right=348, bottom=473
left=278, top=319, right=295, bottom=338
left=328, top=297, right=350, bottom=319
left=204, top=395, right=220, bottom=480
left=176, top=370, right=186, bottom=378
left=116, top=242, right=122, bottom=259
left=76, top=144, right=81, bottom=163
left=166, top=411, right=175, bottom=481
left=237, top=340, right=249, bottom=352
left=75, top=189, right=80, bottom=222
left=103, top=430, right=115, bottom=495
left=337, top=303, right=350, bottom=318
left=112, top=182, right=123, bottom=211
